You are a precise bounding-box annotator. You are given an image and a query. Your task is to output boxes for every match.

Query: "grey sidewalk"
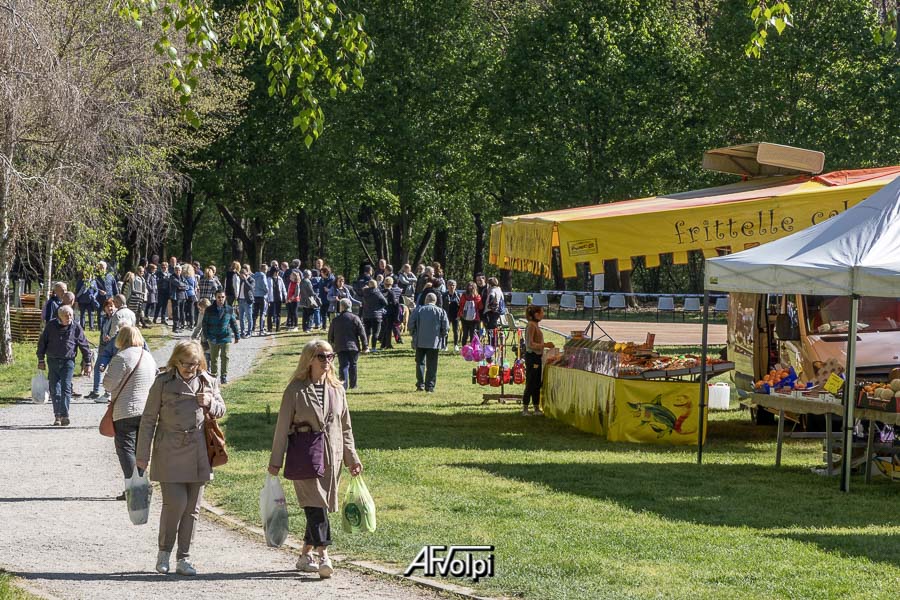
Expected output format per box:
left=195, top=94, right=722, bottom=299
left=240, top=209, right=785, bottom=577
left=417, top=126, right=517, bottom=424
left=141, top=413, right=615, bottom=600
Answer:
left=0, top=330, right=438, bottom=599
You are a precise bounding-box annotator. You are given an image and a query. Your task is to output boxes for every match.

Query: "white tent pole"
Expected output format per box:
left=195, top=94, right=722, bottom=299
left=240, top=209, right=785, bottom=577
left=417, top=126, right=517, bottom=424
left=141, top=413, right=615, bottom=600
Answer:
left=697, top=290, right=710, bottom=465
left=839, top=295, right=860, bottom=493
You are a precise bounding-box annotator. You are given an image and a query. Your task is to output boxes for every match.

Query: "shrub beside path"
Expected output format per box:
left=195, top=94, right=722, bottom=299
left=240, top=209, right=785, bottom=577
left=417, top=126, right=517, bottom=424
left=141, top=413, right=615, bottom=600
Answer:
left=0, top=330, right=438, bottom=600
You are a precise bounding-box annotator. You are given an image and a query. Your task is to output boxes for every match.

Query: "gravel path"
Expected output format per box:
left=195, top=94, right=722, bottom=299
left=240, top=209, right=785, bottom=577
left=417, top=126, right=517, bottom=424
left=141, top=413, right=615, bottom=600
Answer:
left=0, top=328, right=439, bottom=600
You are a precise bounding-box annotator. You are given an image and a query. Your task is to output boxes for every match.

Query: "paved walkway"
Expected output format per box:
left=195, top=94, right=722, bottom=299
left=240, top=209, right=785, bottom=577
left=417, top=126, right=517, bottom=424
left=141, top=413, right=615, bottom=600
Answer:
left=0, top=329, right=437, bottom=600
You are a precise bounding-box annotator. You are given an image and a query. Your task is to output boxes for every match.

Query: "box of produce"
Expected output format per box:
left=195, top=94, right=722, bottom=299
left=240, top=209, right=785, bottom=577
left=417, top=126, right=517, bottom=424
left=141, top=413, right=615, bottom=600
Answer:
left=857, top=380, right=900, bottom=412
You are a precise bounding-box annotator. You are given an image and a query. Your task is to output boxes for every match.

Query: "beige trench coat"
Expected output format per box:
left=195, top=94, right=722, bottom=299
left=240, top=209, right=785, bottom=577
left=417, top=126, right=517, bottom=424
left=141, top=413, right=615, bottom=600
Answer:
left=270, top=379, right=360, bottom=512
left=136, top=370, right=225, bottom=483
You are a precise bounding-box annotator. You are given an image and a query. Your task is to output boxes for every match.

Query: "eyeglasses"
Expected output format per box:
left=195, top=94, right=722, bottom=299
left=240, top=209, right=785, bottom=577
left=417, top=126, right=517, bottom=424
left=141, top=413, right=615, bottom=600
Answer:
left=179, top=361, right=200, bottom=369
left=315, top=353, right=336, bottom=362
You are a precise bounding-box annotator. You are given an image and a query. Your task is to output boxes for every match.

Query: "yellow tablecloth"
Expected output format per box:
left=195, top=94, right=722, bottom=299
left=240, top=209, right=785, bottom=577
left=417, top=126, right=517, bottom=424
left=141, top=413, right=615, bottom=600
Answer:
left=542, top=365, right=708, bottom=445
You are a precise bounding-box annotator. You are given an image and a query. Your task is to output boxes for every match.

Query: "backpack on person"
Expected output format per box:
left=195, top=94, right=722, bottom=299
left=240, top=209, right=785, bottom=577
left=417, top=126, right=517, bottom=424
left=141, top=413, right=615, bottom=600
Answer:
left=463, top=298, right=477, bottom=321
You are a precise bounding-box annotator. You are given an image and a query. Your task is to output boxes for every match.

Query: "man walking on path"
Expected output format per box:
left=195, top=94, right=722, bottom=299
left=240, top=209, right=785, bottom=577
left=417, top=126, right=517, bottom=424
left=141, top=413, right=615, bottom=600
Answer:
left=409, top=293, right=449, bottom=393
left=37, top=305, right=92, bottom=426
left=202, top=290, right=240, bottom=384
left=328, top=297, right=368, bottom=390
left=42, top=282, right=67, bottom=323
left=251, top=263, right=270, bottom=336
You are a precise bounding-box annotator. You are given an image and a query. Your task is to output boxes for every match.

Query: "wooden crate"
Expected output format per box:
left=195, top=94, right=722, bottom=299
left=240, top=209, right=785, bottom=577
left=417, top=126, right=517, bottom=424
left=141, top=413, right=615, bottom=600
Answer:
left=11, top=308, right=43, bottom=343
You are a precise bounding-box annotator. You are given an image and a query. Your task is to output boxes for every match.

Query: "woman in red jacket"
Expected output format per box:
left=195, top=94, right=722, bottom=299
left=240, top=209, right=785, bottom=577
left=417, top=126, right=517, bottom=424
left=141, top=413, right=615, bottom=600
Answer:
left=457, top=281, right=483, bottom=347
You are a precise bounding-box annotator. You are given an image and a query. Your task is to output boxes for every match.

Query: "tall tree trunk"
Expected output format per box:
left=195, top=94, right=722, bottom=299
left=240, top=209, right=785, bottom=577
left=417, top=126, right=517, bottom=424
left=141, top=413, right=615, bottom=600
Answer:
left=0, top=163, right=12, bottom=364
left=472, top=211, right=485, bottom=278
left=500, top=268, right=512, bottom=291
left=230, top=227, right=244, bottom=263
left=433, top=228, right=448, bottom=270
left=181, top=192, right=204, bottom=263
left=411, top=225, right=434, bottom=269
left=603, top=259, right=622, bottom=293
left=296, top=208, right=310, bottom=265
left=340, top=205, right=375, bottom=265
left=551, top=247, right=564, bottom=290
left=42, top=234, right=54, bottom=302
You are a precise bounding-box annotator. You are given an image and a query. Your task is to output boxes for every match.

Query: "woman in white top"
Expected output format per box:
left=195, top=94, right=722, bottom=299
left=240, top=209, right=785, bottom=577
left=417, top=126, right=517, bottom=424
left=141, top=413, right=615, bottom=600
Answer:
left=101, top=326, right=158, bottom=496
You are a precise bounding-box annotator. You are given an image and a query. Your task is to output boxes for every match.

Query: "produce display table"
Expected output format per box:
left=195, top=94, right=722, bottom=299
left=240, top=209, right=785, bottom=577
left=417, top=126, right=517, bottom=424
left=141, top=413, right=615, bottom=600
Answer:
left=750, top=393, right=900, bottom=479
left=542, top=365, right=708, bottom=445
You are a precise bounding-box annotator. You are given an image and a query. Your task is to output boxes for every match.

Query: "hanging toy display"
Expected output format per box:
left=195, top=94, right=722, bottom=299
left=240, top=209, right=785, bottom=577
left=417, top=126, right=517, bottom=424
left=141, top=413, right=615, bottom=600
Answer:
left=483, top=344, right=495, bottom=360
left=476, top=362, right=490, bottom=386
left=460, top=344, right=474, bottom=361
left=512, top=359, right=525, bottom=384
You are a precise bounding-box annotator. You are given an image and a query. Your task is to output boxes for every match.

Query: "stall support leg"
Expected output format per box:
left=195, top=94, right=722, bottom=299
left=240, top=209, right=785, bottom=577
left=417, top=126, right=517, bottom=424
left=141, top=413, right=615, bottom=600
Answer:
left=776, top=409, right=785, bottom=467
left=865, top=420, right=875, bottom=484
left=696, top=290, right=710, bottom=465
left=839, top=295, right=860, bottom=493
left=825, top=415, right=833, bottom=476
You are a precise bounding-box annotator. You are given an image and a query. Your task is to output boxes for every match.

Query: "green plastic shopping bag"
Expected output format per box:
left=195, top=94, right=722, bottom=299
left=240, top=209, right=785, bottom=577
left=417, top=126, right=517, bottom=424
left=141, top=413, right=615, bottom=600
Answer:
left=342, top=475, right=376, bottom=533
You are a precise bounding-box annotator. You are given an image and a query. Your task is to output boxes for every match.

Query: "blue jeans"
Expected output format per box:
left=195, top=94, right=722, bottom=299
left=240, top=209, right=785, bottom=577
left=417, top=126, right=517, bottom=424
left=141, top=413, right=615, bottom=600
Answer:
left=238, top=299, right=253, bottom=336
left=47, top=357, right=75, bottom=418
left=337, top=350, right=359, bottom=390
left=93, top=343, right=118, bottom=394
left=312, top=307, right=322, bottom=328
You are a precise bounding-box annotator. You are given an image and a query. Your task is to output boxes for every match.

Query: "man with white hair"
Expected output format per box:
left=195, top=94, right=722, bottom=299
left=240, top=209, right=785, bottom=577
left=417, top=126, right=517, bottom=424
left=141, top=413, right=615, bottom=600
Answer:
left=408, top=292, right=449, bottom=393
left=327, top=297, right=368, bottom=390
left=37, top=305, right=92, bottom=426
left=95, top=261, right=119, bottom=306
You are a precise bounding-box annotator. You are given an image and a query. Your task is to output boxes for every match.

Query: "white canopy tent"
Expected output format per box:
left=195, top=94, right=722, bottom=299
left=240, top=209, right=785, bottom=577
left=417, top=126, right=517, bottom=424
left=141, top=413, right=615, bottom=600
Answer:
left=700, top=176, right=900, bottom=491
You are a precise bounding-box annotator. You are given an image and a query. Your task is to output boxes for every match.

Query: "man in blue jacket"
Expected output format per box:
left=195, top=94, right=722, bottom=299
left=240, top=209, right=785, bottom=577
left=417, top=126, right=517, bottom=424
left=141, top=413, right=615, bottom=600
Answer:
left=37, top=305, right=92, bottom=426
left=94, top=261, right=119, bottom=307
left=409, top=293, right=449, bottom=393
left=251, top=264, right=270, bottom=336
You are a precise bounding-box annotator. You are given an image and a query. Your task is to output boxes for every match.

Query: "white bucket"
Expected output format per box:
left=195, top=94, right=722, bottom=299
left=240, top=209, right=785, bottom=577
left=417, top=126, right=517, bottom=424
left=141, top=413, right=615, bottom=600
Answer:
left=708, top=382, right=731, bottom=410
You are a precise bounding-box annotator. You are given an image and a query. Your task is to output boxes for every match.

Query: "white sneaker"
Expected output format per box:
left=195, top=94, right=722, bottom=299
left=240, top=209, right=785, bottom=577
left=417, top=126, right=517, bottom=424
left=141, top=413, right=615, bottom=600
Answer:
left=155, top=551, right=170, bottom=574
left=534, top=409, right=544, bottom=416
left=175, top=558, right=197, bottom=576
left=296, top=553, right=319, bottom=573
left=521, top=408, right=531, bottom=416
left=318, top=555, right=334, bottom=578
left=454, top=345, right=460, bottom=352
left=94, top=394, right=108, bottom=403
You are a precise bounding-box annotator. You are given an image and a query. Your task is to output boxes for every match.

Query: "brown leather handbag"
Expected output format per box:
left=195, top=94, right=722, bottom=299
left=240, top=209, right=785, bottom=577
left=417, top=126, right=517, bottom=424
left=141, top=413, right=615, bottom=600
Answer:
left=99, top=352, right=144, bottom=437
left=201, top=379, right=228, bottom=467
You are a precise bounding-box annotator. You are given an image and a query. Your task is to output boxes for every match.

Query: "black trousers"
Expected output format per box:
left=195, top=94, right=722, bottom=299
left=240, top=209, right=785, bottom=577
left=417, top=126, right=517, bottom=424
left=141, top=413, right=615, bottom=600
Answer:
left=461, top=319, right=479, bottom=347
left=253, top=297, right=267, bottom=332
left=267, top=300, right=282, bottom=332
left=155, top=295, right=169, bottom=321
left=522, top=352, right=543, bottom=408
left=172, top=299, right=185, bottom=330
left=448, top=317, right=459, bottom=346
left=415, top=348, right=439, bottom=391
left=303, top=506, right=332, bottom=547
left=286, top=302, right=298, bottom=328
left=113, top=415, right=142, bottom=480
left=302, top=307, right=314, bottom=332
left=363, top=318, right=381, bottom=350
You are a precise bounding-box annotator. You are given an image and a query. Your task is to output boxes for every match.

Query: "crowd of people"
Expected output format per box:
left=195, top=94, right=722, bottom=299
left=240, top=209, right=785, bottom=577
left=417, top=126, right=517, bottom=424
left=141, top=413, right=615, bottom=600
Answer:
left=32, top=253, right=552, bottom=577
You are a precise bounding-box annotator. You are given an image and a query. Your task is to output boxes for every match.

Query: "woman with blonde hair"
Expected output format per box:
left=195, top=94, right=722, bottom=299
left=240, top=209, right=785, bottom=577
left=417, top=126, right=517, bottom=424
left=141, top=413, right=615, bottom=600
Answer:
left=268, top=339, right=362, bottom=579
left=136, top=340, right=225, bottom=576
left=102, top=326, right=158, bottom=498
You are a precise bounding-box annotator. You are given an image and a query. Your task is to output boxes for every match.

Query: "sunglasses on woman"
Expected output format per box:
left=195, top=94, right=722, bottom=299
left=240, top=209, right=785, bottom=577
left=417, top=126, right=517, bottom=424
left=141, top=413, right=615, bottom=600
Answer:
left=316, top=353, right=336, bottom=362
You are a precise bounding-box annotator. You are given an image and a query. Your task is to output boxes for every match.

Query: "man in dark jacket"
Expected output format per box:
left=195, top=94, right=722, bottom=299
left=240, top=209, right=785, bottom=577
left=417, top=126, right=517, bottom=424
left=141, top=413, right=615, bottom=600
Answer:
left=168, top=264, right=188, bottom=332
left=328, top=298, right=368, bottom=390
left=37, top=305, right=92, bottom=426
left=360, top=279, right=387, bottom=352
left=42, top=282, right=67, bottom=323
left=202, top=290, right=240, bottom=384
left=154, top=262, right=171, bottom=323
left=352, top=264, right=373, bottom=297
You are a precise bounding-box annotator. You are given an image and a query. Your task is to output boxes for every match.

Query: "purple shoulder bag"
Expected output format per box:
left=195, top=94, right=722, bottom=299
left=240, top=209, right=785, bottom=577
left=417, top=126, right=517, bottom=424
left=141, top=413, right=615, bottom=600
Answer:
left=284, top=389, right=332, bottom=480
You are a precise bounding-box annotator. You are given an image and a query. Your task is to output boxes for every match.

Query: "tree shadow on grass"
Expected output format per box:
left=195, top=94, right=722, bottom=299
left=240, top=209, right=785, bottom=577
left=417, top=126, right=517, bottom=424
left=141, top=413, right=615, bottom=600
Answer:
left=223, top=408, right=777, bottom=456
left=454, top=460, right=900, bottom=566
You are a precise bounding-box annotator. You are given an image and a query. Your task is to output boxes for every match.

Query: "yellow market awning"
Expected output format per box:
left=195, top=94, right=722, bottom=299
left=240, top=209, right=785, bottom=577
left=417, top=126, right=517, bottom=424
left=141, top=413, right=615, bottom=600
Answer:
left=490, top=167, right=900, bottom=278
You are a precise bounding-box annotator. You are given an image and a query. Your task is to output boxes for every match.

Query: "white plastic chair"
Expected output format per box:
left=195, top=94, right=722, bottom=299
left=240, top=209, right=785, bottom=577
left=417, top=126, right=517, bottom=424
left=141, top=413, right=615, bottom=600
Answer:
left=606, top=294, right=627, bottom=320
left=509, top=292, right=529, bottom=307
left=656, top=296, right=675, bottom=322
left=682, top=297, right=701, bottom=321
left=531, top=293, right=549, bottom=308
left=713, top=296, right=729, bottom=316
left=558, top=293, right=577, bottom=317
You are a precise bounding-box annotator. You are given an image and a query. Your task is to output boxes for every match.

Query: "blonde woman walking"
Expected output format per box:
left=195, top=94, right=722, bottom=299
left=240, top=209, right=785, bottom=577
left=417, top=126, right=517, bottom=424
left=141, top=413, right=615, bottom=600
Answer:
left=268, top=339, right=363, bottom=579
left=102, top=326, right=157, bottom=498
left=136, top=340, right=225, bottom=576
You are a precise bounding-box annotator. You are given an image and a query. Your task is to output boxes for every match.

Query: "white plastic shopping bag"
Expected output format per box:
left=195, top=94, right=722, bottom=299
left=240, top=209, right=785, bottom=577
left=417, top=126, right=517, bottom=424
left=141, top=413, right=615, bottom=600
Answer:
left=259, top=474, right=290, bottom=547
left=125, top=469, right=153, bottom=525
left=31, top=372, right=49, bottom=404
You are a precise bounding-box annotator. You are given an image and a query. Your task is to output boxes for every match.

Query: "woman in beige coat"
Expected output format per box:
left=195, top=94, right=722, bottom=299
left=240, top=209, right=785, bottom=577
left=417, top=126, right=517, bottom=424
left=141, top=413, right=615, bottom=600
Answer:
left=268, top=339, right=362, bottom=579
left=136, top=340, right=225, bottom=577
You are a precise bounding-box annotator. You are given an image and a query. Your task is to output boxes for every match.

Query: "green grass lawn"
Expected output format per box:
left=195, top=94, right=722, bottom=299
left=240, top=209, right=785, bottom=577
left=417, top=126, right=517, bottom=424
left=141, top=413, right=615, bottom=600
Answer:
left=0, top=325, right=170, bottom=401
left=203, top=331, right=900, bottom=599
left=0, top=572, right=38, bottom=600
